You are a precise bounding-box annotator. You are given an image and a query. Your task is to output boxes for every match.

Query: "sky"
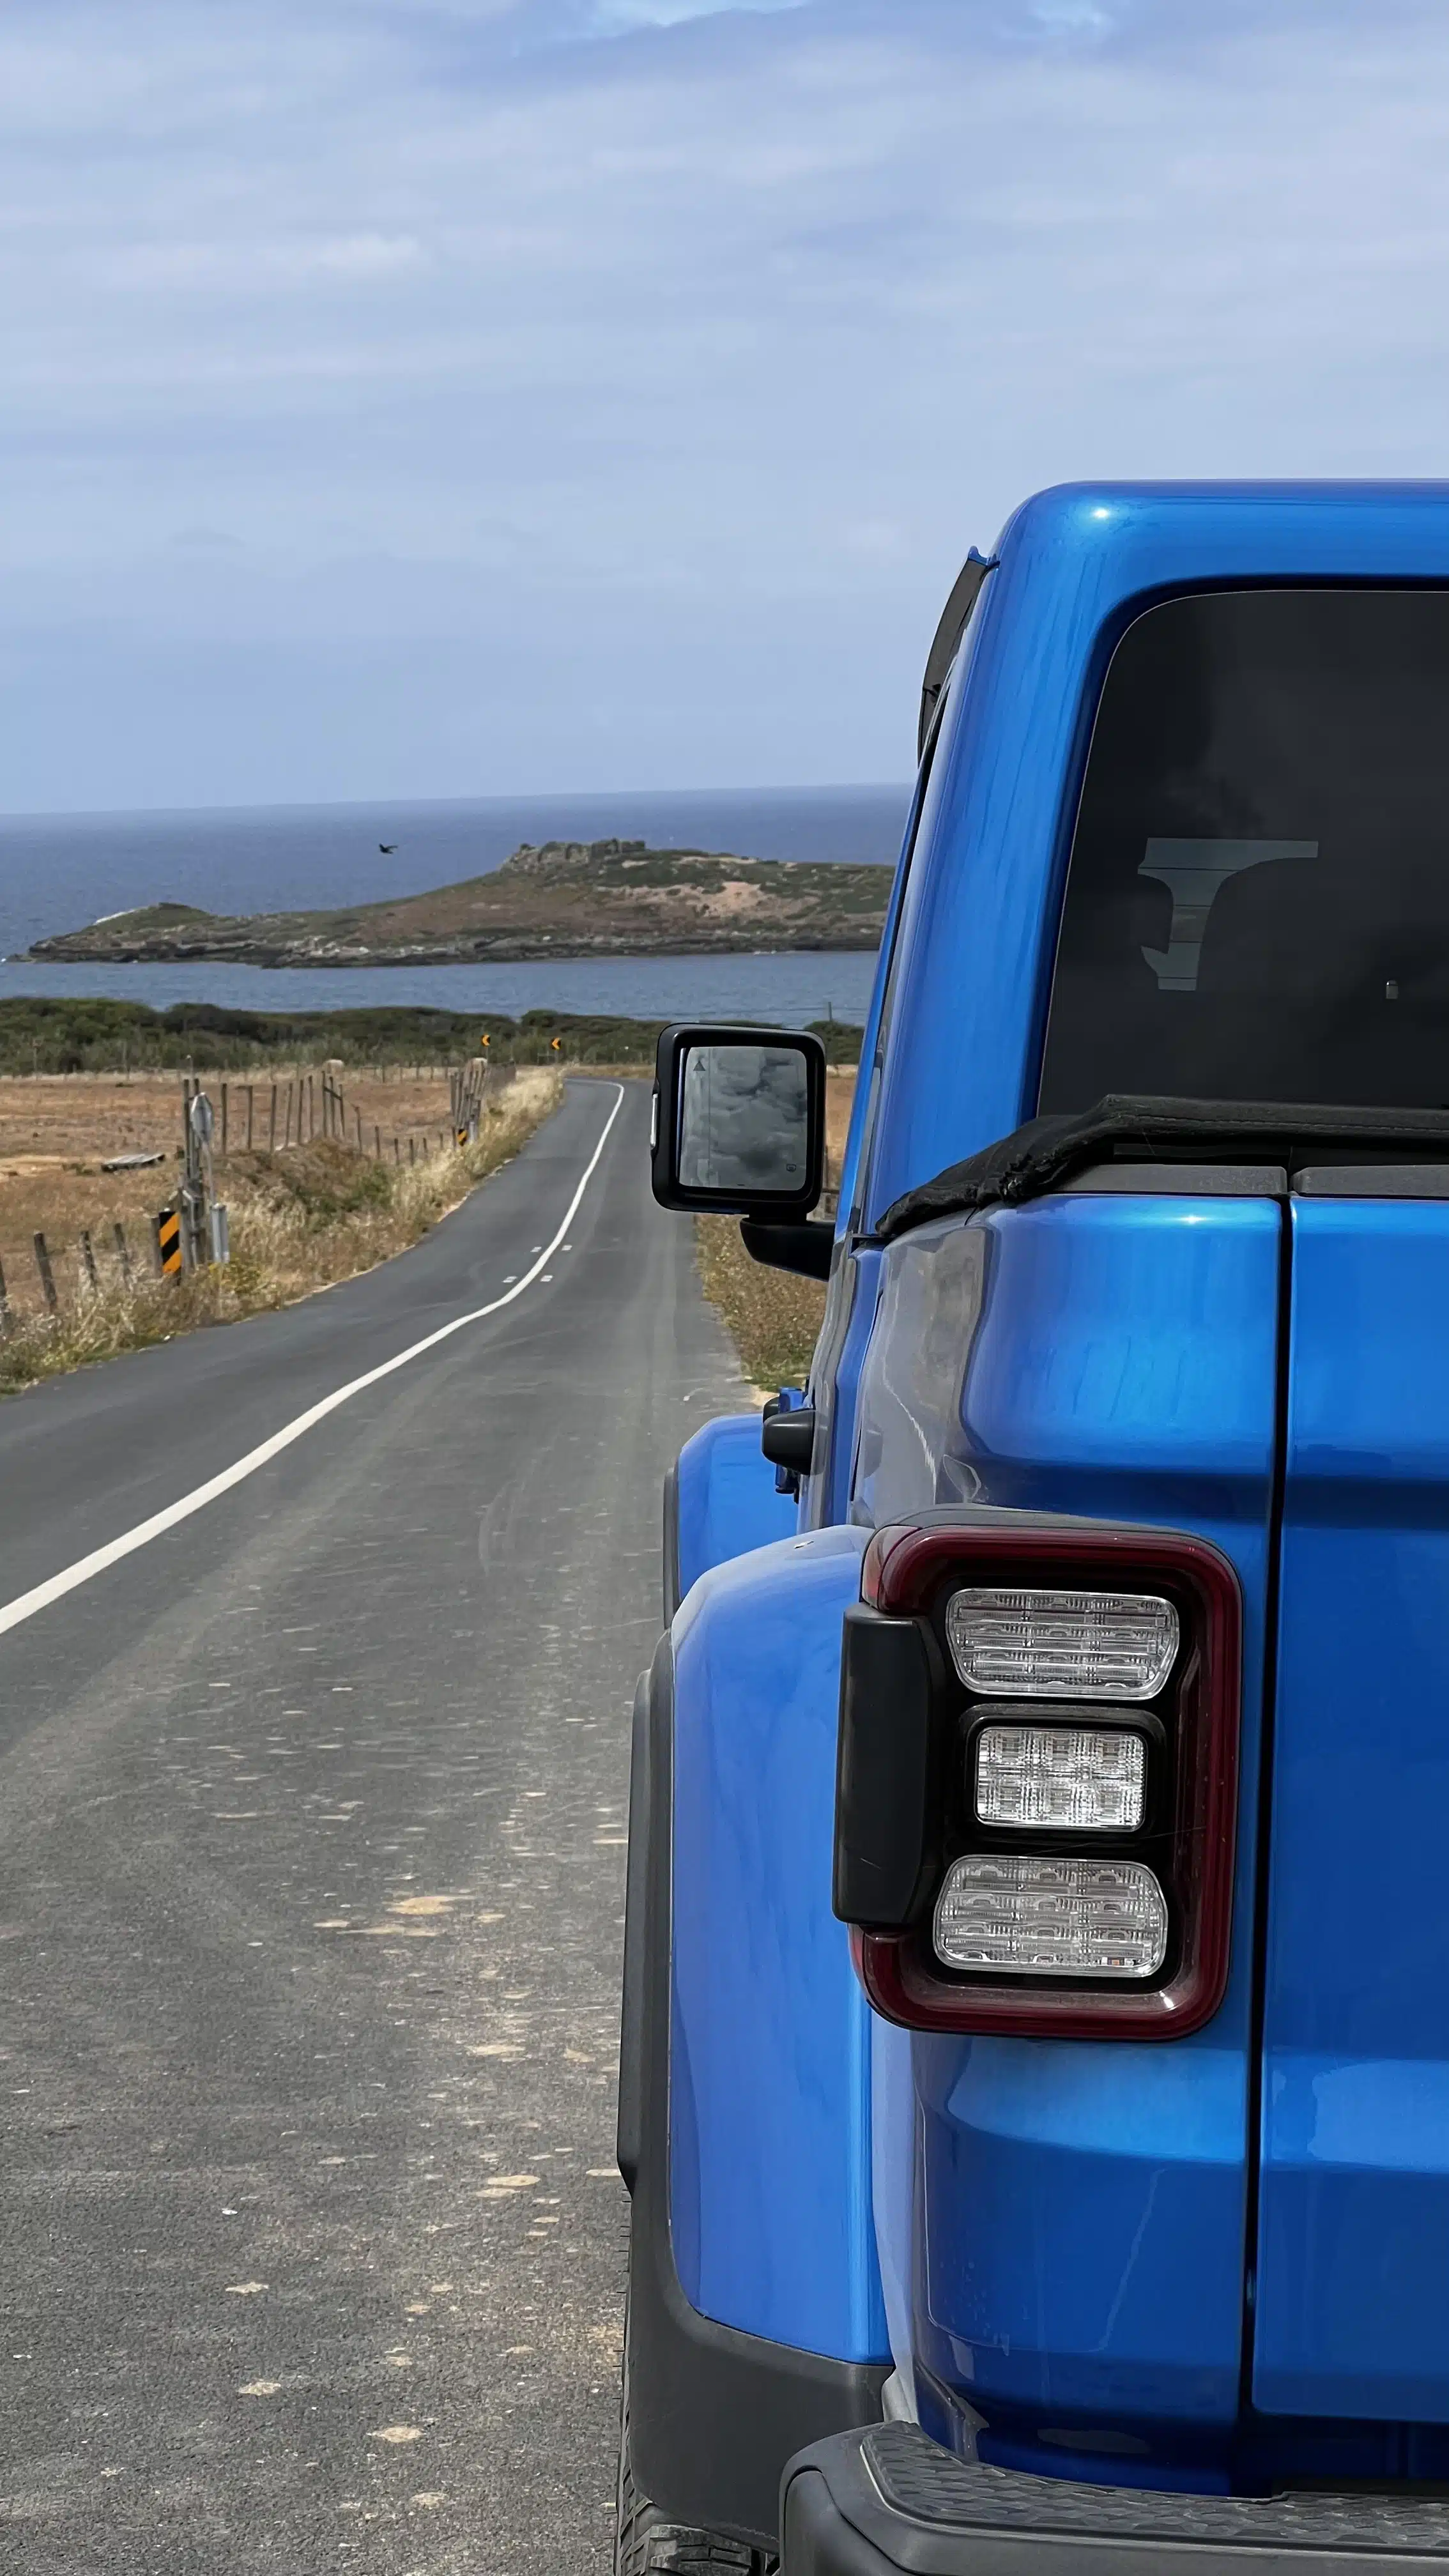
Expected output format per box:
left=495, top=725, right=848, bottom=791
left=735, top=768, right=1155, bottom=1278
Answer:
left=4, top=0, right=1449, bottom=812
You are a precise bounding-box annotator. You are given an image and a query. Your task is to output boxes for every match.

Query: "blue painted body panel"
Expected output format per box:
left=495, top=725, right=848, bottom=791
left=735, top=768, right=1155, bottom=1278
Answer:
left=916, top=2035, right=1250, bottom=2454
left=1255, top=1199, right=1449, bottom=2421
left=845, top=1192, right=1279, bottom=2458
left=811, top=1243, right=882, bottom=1533
left=669, top=1526, right=891, bottom=2365
left=673, top=1411, right=798, bottom=1607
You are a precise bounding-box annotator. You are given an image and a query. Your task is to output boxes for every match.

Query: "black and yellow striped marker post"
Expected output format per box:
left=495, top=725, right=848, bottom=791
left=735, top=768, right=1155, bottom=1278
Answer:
left=156, top=1207, right=183, bottom=1279
left=455, top=1128, right=469, bottom=1149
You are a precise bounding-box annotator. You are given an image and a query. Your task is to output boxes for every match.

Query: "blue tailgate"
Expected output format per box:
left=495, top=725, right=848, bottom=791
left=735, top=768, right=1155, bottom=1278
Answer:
left=849, top=1187, right=1282, bottom=2458
left=1255, top=1186, right=1449, bottom=2419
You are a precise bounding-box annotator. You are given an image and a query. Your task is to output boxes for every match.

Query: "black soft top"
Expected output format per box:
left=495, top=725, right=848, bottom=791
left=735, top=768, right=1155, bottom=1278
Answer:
left=875, top=1094, right=1449, bottom=1240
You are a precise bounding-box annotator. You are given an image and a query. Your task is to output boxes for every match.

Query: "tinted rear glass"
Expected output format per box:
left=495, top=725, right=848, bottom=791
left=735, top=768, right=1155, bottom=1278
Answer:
left=1039, top=588, right=1449, bottom=1113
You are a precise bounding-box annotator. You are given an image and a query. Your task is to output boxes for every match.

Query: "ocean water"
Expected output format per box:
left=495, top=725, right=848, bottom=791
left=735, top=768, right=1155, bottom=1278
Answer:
left=0, top=785, right=905, bottom=1028
left=0, top=952, right=881, bottom=1027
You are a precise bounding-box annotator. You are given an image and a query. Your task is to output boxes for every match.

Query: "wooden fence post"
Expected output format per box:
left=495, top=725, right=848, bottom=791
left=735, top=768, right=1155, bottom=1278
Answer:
left=150, top=1215, right=164, bottom=1276
left=247, top=1086, right=256, bottom=1151
left=113, top=1222, right=133, bottom=1286
left=33, top=1234, right=57, bottom=1312
left=79, top=1230, right=98, bottom=1291
left=374, top=1124, right=381, bottom=1159
left=0, top=1255, right=10, bottom=1336
left=220, top=1082, right=229, bottom=1154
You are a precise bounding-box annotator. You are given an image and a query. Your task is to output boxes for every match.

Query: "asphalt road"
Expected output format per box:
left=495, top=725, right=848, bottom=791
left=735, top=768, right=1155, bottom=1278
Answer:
left=0, top=1077, right=746, bottom=2576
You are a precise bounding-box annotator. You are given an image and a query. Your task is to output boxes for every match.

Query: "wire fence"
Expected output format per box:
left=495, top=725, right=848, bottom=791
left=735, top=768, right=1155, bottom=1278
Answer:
left=0, top=1059, right=496, bottom=1331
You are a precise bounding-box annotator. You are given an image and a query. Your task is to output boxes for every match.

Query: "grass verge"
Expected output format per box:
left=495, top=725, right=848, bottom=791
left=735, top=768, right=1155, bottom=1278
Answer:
left=694, top=1216, right=826, bottom=1392
left=691, top=1068, right=854, bottom=1391
left=0, top=1068, right=562, bottom=1398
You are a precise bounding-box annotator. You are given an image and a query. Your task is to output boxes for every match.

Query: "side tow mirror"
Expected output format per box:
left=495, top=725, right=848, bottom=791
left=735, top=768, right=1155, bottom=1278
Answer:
left=648, top=1023, right=826, bottom=1220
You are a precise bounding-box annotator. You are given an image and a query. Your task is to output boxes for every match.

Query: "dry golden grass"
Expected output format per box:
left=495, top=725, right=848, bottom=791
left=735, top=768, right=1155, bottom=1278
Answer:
left=0, top=1068, right=561, bottom=1395
left=696, top=1218, right=826, bottom=1391
left=694, top=1068, right=857, bottom=1390
left=0, top=1064, right=496, bottom=1320
left=822, top=1063, right=854, bottom=1212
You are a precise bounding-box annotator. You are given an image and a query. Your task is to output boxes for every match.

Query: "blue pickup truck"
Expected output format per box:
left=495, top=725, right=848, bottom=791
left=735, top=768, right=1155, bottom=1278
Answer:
left=617, top=482, right=1449, bottom=2576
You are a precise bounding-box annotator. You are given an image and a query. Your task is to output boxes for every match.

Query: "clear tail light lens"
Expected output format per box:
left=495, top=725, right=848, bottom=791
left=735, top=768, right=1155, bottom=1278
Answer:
left=933, top=1853, right=1169, bottom=1979
left=945, top=1586, right=1178, bottom=1701
left=850, top=1517, right=1240, bottom=2035
left=974, top=1721, right=1146, bottom=1832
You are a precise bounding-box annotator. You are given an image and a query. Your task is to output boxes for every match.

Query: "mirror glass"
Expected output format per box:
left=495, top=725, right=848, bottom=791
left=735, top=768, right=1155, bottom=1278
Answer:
left=677, top=1041, right=810, bottom=1196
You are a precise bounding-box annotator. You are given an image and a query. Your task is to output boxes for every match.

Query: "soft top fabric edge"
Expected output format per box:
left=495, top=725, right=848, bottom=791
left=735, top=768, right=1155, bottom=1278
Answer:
left=875, top=1094, right=1449, bottom=1239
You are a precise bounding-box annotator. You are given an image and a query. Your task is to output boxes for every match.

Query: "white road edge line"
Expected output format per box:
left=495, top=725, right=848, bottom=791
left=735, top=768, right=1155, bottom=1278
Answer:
left=0, top=1082, right=626, bottom=1643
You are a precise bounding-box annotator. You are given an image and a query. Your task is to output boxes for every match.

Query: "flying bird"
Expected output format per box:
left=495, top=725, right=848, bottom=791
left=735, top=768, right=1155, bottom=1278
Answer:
left=379, top=841, right=398, bottom=854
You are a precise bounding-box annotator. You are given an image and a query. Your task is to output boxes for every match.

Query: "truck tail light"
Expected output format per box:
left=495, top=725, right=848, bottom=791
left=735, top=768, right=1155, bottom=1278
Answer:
left=933, top=1853, right=1169, bottom=1979
left=835, top=1514, right=1241, bottom=2039
left=946, top=1586, right=1178, bottom=1701
left=972, top=1719, right=1147, bottom=1832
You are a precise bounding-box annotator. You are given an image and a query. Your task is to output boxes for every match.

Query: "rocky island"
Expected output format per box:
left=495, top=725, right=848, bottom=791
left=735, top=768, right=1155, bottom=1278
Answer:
left=28, top=837, right=891, bottom=967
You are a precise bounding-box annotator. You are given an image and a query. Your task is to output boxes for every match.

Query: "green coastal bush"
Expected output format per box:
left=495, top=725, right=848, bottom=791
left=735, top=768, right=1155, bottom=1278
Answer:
left=0, top=996, right=861, bottom=1075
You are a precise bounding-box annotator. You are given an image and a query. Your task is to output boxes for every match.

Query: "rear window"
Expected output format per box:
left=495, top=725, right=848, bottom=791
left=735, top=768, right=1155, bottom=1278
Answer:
left=1038, top=588, right=1449, bottom=1114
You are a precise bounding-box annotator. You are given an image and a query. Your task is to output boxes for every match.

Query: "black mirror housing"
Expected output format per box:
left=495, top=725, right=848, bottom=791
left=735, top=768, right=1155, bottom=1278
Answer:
left=650, top=1023, right=827, bottom=1219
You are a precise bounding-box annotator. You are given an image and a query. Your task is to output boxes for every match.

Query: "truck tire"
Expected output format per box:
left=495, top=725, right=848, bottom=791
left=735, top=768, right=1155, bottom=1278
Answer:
left=616, top=2302, right=776, bottom=2576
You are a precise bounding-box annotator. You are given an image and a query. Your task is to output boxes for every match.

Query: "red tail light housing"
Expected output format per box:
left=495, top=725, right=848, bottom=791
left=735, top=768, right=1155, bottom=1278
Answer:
left=838, top=1513, right=1243, bottom=2040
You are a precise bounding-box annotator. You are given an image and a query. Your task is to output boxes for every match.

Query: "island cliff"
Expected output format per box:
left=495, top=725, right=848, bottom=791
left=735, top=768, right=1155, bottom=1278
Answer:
left=29, top=838, right=890, bottom=967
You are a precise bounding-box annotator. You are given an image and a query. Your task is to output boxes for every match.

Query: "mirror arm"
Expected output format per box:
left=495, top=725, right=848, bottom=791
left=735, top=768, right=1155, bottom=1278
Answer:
left=739, top=1218, right=834, bottom=1282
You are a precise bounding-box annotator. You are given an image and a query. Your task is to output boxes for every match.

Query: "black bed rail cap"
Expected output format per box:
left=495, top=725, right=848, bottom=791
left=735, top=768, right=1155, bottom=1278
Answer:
left=876, top=1093, right=1449, bottom=1239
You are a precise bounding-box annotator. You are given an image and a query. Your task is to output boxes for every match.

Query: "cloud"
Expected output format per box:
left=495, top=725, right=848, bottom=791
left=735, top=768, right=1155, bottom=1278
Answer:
left=2, top=0, right=1449, bottom=806
left=102, top=233, right=426, bottom=292
left=583, top=0, right=809, bottom=29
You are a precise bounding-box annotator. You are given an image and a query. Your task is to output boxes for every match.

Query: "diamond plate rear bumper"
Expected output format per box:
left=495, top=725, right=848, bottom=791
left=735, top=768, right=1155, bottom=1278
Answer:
left=781, top=2425, right=1449, bottom=2576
